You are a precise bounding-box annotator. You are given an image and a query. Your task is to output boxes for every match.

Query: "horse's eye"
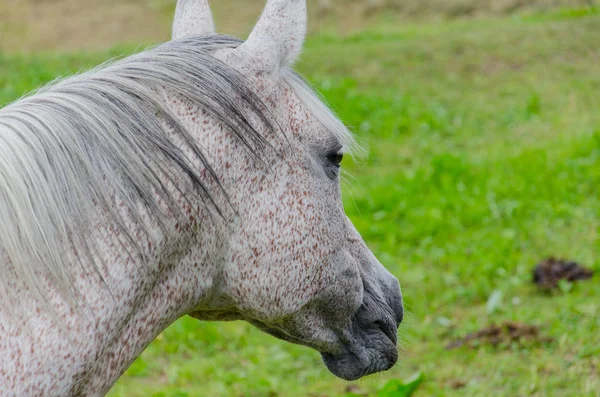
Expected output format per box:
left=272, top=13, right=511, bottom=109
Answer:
left=325, top=150, right=344, bottom=179
left=327, top=151, right=344, bottom=167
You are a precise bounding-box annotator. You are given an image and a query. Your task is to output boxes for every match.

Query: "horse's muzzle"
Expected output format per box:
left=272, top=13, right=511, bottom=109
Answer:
left=322, top=277, right=403, bottom=381
left=321, top=317, right=400, bottom=380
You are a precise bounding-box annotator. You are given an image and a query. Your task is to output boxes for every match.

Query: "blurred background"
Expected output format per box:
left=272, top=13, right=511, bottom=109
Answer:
left=1, top=0, right=599, bottom=396
left=1, top=0, right=597, bottom=51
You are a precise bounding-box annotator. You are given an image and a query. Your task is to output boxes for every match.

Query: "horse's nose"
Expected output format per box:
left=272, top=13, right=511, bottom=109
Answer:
left=394, top=297, right=404, bottom=327
left=372, top=264, right=403, bottom=327
left=386, top=276, right=404, bottom=327
left=374, top=317, right=399, bottom=345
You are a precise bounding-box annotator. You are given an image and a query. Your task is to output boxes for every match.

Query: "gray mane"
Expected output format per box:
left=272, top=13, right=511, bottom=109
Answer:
left=0, top=35, right=275, bottom=305
left=0, top=34, right=355, bottom=308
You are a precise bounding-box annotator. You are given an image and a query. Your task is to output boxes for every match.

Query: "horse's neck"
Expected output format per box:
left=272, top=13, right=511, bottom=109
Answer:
left=0, top=201, right=223, bottom=396
left=0, top=92, right=234, bottom=395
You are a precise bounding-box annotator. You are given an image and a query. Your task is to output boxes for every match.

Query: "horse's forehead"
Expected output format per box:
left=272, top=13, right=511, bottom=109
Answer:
left=212, top=48, right=332, bottom=145
left=214, top=48, right=293, bottom=102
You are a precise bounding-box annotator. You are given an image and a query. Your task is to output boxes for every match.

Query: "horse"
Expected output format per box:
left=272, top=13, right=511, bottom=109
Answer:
left=0, top=0, right=403, bottom=395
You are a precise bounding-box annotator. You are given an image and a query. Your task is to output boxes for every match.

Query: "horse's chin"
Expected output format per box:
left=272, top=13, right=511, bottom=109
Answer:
left=189, top=310, right=243, bottom=322
left=321, top=324, right=399, bottom=381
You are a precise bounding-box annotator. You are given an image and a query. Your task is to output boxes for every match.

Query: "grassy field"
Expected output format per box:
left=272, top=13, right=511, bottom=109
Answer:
left=0, top=0, right=594, bottom=51
left=1, top=3, right=600, bottom=397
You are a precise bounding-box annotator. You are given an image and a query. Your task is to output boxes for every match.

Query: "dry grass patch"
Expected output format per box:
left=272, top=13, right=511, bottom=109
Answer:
left=1, top=0, right=597, bottom=52
left=0, top=0, right=170, bottom=52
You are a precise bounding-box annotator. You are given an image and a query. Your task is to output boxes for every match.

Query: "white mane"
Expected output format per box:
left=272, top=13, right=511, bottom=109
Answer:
left=0, top=35, right=355, bottom=307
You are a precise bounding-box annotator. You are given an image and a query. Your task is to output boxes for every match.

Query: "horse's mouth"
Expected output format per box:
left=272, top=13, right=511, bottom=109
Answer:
left=252, top=318, right=399, bottom=380
left=321, top=323, right=399, bottom=381
left=317, top=276, right=403, bottom=381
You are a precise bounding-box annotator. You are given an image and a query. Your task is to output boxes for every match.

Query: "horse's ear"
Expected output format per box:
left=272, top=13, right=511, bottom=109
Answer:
left=172, top=0, right=216, bottom=40
left=237, top=0, right=307, bottom=72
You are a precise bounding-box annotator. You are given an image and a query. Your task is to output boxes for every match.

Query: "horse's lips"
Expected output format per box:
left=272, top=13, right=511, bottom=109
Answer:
left=320, top=325, right=399, bottom=381
left=321, top=345, right=398, bottom=381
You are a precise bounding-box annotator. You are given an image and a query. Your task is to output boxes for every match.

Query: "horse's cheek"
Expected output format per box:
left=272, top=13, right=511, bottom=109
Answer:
left=223, top=236, right=329, bottom=319
left=220, top=194, right=333, bottom=318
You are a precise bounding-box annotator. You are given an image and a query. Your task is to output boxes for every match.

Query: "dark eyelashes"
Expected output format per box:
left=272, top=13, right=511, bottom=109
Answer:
left=326, top=151, right=343, bottom=167
left=325, top=150, right=344, bottom=179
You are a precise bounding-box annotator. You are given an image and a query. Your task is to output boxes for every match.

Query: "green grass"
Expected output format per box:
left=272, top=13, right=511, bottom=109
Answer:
left=1, top=10, right=600, bottom=397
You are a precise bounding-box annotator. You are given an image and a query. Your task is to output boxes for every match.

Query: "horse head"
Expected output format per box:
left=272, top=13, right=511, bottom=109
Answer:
left=173, top=0, right=404, bottom=380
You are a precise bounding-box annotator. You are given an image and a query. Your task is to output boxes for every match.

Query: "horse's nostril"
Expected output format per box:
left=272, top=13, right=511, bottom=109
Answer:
left=374, top=319, right=398, bottom=345
left=396, top=306, right=404, bottom=326
left=381, top=277, right=404, bottom=327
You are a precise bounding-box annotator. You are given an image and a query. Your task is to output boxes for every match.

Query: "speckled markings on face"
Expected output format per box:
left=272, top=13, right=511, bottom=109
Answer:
left=0, top=0, right=403, bottom=395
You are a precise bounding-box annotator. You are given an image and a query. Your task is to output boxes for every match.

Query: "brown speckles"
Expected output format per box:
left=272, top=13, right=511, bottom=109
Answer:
left=0, top=2, right=404, bottom=394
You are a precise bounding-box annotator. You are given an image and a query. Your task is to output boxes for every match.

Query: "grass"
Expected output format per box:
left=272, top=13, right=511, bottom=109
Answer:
left=1, top=0, right=596, bottom=52
left=1, top=7, right=600, bottom=397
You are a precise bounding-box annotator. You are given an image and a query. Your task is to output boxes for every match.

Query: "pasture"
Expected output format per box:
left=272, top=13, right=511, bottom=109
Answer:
left=1, top=1, right=599, bottom=396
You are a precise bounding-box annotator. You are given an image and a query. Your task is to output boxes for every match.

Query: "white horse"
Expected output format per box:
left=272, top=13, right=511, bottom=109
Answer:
left=0, top=0, right=403, bottom=395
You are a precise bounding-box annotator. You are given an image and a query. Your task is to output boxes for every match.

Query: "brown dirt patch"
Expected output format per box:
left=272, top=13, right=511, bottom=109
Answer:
left=449, top=380, right=467, bottom=389
left=533, top=257, right=594, bottom=290
left=446, top=321, right=553, bottom=350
